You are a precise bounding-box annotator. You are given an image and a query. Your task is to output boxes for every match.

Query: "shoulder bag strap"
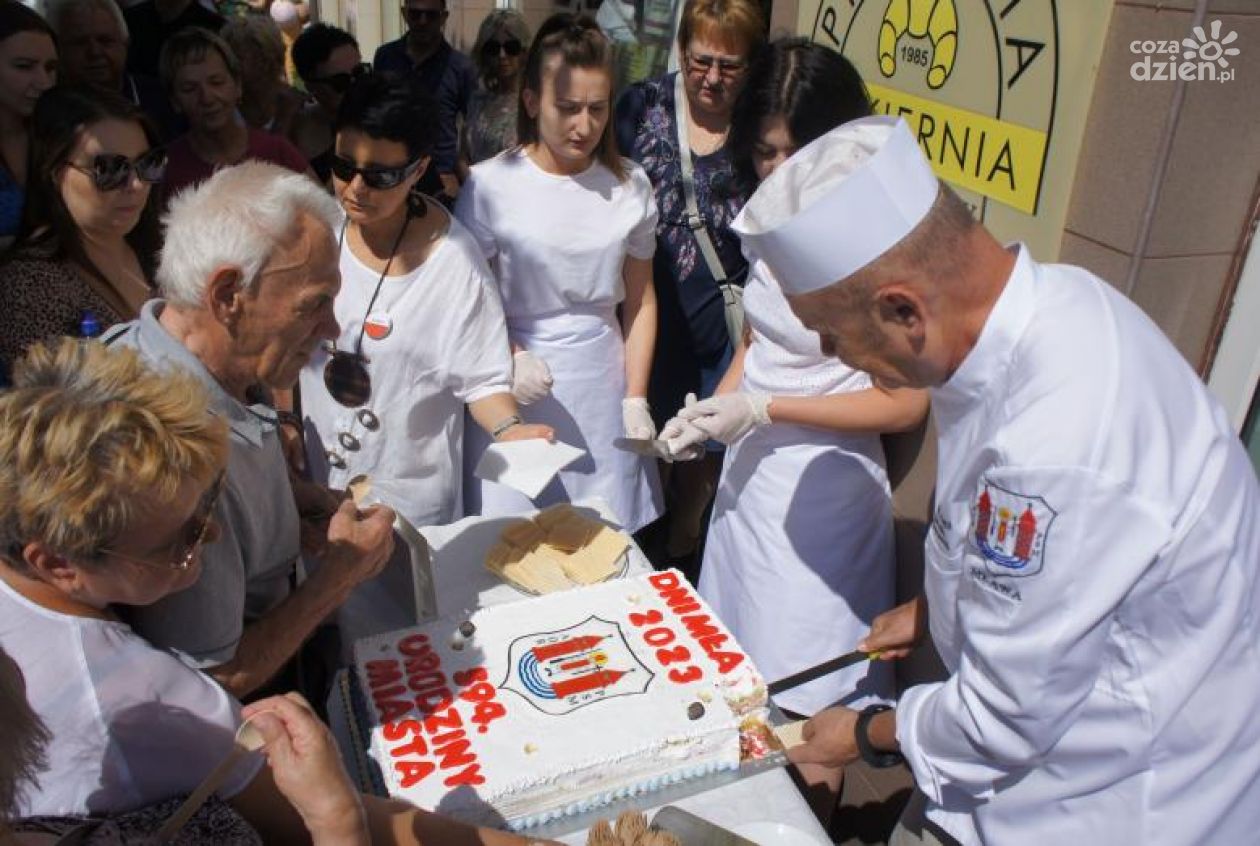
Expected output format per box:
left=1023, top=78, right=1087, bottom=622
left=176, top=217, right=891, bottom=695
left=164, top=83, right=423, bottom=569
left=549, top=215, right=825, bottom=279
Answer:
left=673, top=73, right=745, bottom=345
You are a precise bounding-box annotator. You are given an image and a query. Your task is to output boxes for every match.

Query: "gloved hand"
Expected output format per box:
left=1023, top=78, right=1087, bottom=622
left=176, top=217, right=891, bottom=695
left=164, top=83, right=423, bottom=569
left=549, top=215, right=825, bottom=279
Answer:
left=622, top=397, right=656, bottom=440
left=677, top=391, right=771, bottom=445
left=511, top=350, right=553, bottom=405
left=658, top=393, right=705, bottom=461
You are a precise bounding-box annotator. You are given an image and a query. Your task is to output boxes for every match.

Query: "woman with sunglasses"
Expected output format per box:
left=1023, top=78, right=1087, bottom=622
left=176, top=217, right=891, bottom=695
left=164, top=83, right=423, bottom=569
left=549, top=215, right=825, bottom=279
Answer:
left=0, top=1, right=57, bottom=250
left=612, top=0, right=763, bottom=570
left=0, top=338, right=558, bottom=846
left=463, top=10, right=530, bottom=167
left=0, top=85, right=162, bottom=380
left=291, top=23, right=367, bottom=184
left=159, top=27, right=310, bottom=202
left=299, top=73, right=552, bottom=642
left=456, top=14, right=662, bottom=533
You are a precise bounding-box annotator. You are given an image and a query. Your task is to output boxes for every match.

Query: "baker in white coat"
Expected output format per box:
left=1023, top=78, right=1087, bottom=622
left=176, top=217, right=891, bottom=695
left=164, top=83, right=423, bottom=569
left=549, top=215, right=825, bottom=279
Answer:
left=742, top=116, right=1260, bottom=845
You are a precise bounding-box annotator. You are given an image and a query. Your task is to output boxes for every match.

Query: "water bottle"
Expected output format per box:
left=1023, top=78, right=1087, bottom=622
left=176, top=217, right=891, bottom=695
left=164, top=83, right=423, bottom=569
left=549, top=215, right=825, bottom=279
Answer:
left=79, top=309, right=102, bottom=339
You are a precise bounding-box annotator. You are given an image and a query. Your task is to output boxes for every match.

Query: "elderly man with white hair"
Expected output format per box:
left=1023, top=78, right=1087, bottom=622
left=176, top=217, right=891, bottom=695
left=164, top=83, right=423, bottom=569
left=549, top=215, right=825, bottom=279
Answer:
left=106, top=161, right=396, bottom=700
left=43, top=0, right=179, bottom=138
left=741, top=117, right=1260, bottom=845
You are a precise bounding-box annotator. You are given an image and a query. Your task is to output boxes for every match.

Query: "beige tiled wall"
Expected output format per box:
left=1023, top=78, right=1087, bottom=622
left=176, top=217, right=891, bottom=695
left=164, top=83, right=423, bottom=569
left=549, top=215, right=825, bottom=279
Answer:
left=1061, top=2, right=1260, bottom=373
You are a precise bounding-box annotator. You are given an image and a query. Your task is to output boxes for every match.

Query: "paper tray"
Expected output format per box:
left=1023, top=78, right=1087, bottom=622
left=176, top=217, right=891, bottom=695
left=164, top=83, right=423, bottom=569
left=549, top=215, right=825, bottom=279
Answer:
left=328, top=669, right=790, bottom=838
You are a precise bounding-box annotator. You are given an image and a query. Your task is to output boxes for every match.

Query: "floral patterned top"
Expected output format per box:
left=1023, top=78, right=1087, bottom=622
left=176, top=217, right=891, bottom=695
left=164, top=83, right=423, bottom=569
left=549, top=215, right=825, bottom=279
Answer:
left=11, top=795, right=262, bottom=844
left=465, top=88, right=519, bottom=165
left=615, top=72, right=749, bottom=419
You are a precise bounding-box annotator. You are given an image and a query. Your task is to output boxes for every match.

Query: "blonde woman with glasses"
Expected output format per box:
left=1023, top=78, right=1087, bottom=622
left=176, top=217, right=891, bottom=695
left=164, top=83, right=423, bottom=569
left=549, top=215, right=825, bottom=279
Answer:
left=0, top=338, right=556, bottom=845
left=613, top=0, right=764, bottom=570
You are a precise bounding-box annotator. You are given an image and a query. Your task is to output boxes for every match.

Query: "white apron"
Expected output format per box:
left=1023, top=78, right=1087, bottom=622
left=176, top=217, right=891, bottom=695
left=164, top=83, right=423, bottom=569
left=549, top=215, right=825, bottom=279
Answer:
left=700, top=420, right=894, bottom=715
left=465, top=308, right=662, bottom=532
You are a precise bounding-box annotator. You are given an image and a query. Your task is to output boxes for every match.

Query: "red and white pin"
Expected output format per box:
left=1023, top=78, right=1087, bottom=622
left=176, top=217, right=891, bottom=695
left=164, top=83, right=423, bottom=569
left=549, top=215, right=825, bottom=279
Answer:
left=364, top=313, right=393, bottom=341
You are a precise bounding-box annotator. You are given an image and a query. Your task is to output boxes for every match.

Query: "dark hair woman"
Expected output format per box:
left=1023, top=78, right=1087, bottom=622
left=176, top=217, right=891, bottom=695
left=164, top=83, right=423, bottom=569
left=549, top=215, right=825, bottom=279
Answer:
left=0, top=85, right=163, bottom=379
left=455, top=13, right=663, bottom=535
left=665, top=37, right=928, bottom=825
left=0, top=1, right=57, bottom=249
left=298, top=73, right=551, bottom=644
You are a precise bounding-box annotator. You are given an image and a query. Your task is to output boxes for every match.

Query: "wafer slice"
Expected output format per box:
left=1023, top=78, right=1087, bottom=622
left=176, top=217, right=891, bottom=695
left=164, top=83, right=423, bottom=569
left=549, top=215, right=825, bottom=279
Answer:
left=500, top=518, right=545, bottom=550
left=485, top=540, right=527, bottom=573
left=501, top=551, right=571, bottom=594
left=533, top=503, right=580, bottom=531
left=545, top=512, right=599, bottom=552
left=560, top=526, right=628, bottom=584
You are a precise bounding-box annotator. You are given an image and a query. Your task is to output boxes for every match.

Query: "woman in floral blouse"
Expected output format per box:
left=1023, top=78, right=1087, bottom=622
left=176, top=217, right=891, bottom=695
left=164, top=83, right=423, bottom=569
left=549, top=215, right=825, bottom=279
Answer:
left=462, top=10, right=531, bottom=166
left=613, top=0, right=764, bottom=571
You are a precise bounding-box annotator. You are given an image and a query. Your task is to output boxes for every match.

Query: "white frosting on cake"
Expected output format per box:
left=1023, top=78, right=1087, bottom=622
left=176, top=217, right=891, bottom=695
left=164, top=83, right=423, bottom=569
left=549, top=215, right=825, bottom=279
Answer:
left=353, top=569, right=767, bottom=828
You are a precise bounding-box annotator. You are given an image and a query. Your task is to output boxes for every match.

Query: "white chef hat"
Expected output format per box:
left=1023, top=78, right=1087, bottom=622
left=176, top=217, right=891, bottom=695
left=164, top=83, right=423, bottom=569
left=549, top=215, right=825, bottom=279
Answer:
left=731, top=116, right=940, bottom=295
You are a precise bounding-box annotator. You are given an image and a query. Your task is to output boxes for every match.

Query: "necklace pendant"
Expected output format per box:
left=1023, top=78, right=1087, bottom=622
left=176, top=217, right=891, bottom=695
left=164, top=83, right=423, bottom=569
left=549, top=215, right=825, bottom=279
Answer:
left=364, top=313, right=393, bottom=340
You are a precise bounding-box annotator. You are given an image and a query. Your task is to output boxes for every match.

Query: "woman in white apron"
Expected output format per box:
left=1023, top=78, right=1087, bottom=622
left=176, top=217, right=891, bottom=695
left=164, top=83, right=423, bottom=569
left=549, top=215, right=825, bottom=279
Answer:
left=298, top=74, right=551, bottom=643
left=663, top=39, right=929, bottom=818
left=456, top=13, right=662, bottom=532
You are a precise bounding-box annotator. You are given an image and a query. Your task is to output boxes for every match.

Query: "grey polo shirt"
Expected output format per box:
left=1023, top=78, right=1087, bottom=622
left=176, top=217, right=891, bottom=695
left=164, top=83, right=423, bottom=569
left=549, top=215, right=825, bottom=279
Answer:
left=107, top=300, right=301, bottom=668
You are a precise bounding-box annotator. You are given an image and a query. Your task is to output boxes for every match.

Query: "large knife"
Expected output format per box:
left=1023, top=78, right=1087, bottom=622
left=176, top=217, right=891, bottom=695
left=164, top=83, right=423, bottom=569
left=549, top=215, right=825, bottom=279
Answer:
left=651, top=806, right=760, bottom=846
left=766, top=649, right=874, bottom=696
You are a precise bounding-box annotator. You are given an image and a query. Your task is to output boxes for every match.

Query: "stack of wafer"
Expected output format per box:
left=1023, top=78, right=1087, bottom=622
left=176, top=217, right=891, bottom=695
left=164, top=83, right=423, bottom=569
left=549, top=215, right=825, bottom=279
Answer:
left=485, top=505, right=630, bottom=594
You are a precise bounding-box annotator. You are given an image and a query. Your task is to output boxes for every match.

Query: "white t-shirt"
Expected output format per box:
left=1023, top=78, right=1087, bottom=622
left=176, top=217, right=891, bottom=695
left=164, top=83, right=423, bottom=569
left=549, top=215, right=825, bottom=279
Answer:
left=301, top=210, right=513, bottom=528
left=454, top=149, right=657, bottom=322
left=0, top=576, right=261, bottom=817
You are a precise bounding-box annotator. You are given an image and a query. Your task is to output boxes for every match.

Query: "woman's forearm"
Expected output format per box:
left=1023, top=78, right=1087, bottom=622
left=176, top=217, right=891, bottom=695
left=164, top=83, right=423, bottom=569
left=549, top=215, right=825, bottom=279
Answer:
left=621, top=256, right=656, bottom=398
left=768, top=386, right=929, bottom=434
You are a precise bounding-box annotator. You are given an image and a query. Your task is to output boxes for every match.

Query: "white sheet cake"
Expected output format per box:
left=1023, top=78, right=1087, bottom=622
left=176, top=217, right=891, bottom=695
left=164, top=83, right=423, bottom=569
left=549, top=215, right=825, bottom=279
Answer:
left=353, top=569, right=768, bottom=829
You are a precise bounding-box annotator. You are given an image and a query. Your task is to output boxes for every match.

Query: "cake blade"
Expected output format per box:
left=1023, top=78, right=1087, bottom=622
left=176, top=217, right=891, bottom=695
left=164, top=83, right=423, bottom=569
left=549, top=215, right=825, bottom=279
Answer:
left=766, top=649, right=873, bottom=696
left=651, top=806, right=760, bottom=846
left=613, top=437, right=675, bottom=460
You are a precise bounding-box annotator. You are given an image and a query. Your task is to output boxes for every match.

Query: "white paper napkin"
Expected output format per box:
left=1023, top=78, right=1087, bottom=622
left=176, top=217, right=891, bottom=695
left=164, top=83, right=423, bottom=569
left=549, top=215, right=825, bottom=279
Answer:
left=473, top=439, right=585, bottom=499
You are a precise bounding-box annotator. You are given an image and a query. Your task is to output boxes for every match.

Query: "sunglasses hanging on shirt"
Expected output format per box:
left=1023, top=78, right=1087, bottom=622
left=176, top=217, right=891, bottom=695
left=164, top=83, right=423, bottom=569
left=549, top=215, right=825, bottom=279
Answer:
left=322, top=216, right=412, bottom=408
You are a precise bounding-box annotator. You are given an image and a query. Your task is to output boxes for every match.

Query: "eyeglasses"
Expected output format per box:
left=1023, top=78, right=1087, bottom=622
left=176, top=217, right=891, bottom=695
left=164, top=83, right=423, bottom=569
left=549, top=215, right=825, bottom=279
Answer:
left=308, top=62, right=371, bottom=94
left=402, top=5, right=443, bottom=24
left=481, top=38, right=523, bottom=58
left=99, top=472, right=224, bottom=571
left=330, top=155, right=424, bottom=190
left=685, top=51, right=748, bottom=79
left=323, top=345, right=373, bottom=407
left=67, top=149, right=167, bottom=192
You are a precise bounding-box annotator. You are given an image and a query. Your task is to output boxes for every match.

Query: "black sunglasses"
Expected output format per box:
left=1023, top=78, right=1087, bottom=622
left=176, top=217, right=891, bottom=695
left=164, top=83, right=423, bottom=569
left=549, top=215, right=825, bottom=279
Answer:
left=481, top=38, right=523, bottom=58
left=402, top=6, right=443, bottom=23
left=323, top=346, right=373, bottom=407
left=331, top=154, right=424, bottom=190
left=308, top=62, right=371, bottom=94
left=68, top=149, right=167, bottom=191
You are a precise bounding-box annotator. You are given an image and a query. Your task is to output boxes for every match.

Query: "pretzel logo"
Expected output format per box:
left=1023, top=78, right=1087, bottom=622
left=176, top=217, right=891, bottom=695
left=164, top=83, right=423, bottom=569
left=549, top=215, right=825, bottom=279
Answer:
left=878, top=0, right=958, bottom=89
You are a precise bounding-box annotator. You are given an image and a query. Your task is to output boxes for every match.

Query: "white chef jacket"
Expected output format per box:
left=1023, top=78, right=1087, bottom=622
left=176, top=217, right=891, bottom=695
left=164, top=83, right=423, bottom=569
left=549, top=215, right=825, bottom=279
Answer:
left=897, top=246, right=1260, bottom=844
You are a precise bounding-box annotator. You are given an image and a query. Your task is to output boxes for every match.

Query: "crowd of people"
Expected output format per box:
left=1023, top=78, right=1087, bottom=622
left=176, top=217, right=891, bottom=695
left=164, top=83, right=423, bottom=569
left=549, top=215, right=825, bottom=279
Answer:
left=0, top=0, right=1257, bottom=844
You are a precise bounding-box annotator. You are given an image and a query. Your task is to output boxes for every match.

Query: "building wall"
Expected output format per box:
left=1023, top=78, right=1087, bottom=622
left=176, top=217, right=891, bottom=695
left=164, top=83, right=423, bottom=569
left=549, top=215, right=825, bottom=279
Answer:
left=1060, top=0, right=1260, bottom=374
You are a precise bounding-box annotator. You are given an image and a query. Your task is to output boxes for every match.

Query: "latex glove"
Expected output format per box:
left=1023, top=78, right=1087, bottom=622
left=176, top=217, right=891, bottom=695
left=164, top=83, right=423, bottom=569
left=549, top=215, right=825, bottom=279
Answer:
left=677, top=391, right=771, bottom=445
left=511, top=350, right=553, bottom=405
left=621, top=397, right=656, bottom=440
left=659, top=393, right=706, bottom=461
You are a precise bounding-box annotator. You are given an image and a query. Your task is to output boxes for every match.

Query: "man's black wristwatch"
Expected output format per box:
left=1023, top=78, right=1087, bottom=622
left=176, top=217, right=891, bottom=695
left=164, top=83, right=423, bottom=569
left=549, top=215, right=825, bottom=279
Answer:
left=855, top=704, right=904, bottom=768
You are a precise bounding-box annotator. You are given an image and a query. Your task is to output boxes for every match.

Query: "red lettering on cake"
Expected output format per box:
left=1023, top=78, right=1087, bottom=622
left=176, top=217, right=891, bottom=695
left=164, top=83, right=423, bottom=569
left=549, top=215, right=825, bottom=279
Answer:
left=414, top=688, right=453, bottom=716
left=709, top=650, right=745, bottom=673
left=628, top=609, right=664, bottom=627
left=434, top=735, right=477, bottom=771
left=643, top=627, right=675, bottom=647
left=681, top=613, right=721, bottom=641
left=443, top=763, right=486, bottom=788
left=395, top=759, right=436, bottom=789
left=656, top=586, right=702, bottom=616
left=655, top=644, right=691, bottom=666
left=382, top=719, right=423, bottom=743
left=453, top=667, right=489, bottom=686
left=423, top=707, right=462, bottom=736
left=408, top=670, right=447, bottom=694
left=374, top=698, right=414, bottom=724
left=648, top=571, right=681, bottom=590
left=389, top=733, right=430, bottom=759
left=668, top=665, right=703, bottom=684
left=404, top=648, right=440, bottom=675
left=397, top=633, right=430, bottom=656
left=365, top=659, right=403, bottom=688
